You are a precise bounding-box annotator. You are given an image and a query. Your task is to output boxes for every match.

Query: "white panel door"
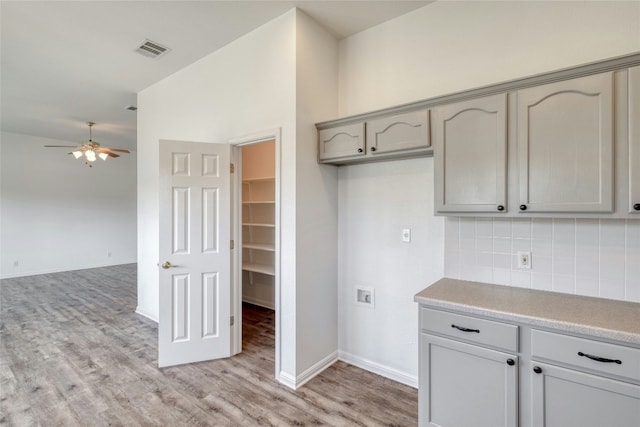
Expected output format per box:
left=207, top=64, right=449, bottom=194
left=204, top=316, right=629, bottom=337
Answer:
left=158, top=140, right=231, bottom=367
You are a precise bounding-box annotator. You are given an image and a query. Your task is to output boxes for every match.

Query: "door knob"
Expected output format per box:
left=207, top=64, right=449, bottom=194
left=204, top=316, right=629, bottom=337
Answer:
left=161, top=261, right=174, bottom=269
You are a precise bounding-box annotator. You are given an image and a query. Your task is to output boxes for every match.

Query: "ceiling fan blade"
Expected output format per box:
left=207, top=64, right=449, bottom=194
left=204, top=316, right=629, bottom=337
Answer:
left=107, top=152, right=120, bottom=158
left=44, top=145, right=79, bottom=148
left=105, top=148, right=130, bottom=153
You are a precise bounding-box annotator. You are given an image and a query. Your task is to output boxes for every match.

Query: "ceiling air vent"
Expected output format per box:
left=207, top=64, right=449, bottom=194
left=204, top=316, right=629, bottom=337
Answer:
left=135, top=39, right=171, bottom=59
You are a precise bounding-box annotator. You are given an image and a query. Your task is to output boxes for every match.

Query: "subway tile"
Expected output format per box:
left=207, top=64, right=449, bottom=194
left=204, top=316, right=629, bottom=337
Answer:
left=553, top=275, right=575, bottom=294
left=494, top=253, right=511, bottom=270
left=459, top=217, right=476, bottom=239
left=476, top=236, right=493, bottom=253
left=575, top=251, right=599, bottom=278
left=532, top=272, right=553, bottom=291
left=600, top=219, right=626, bottom=248
left=493, top=218, right=512, bottom=238
left=444, top=217, right=460, bottom=251
left=476, top=218, right=493, bottom=237
left=553, top=219, right=576, bottom=258
left=532, top=218, right=552, bottom=240
left=511, top=270, right=531, bottom=288
left=493, top=237, right=512, bottom=254
left=626, top=220, right=640, bottom=302
left=477, top=252, right=493, bottom=268
left=512, top=238, right=531, bottom=252
left=599, top=277, right=625, bottom=301
left=532, top=255, right=552, bottom=274
left=493, top=268, right=511, bottom=285
left=553, top=256, right=575, bottom=277
left=575, top=276, right=599, bottom=297
left=532, top=238, right=552, bottom=257
left=512, top=219, right=532, bottom=239
left=575, top=219, right=599, bottom=257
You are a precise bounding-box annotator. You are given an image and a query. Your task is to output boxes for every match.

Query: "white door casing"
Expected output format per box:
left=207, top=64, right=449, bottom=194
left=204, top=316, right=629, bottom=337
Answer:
left=158, top=140, right=231, bottom=368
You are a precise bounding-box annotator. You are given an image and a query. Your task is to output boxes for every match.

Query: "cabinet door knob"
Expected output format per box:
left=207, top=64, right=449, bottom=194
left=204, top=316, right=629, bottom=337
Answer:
left=497, top=205, right=505, bottom=211
left=506, top=359, right=515, bottom=366
left=357, top=148, right=363, bottom=153
left=634, top=203, right=640, bottom=211
left=520, top=204, right=527, bottom=211
left=370, top=146, right=377, bottom=152
left=533, top=366, right=542, bottom=374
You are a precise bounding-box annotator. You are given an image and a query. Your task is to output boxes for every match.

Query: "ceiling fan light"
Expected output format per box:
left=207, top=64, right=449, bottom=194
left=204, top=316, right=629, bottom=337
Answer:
left=85, top=150, right=96, bottom=161
left=72, top=150, right=83, bottom=159
left=98, top=152, right=108, bottom=161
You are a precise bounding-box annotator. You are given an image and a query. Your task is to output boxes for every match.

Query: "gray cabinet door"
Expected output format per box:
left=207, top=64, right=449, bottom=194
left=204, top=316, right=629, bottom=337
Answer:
left=420, top=334, right=518, bottom=427
left=318, top=122, right=365, bottom=162
left=629, top=66, right=640, bottom=214
left=517, top=72, right=614, bottom=213
left=434, top=94, right=507, bottom=213
left=531, top=362, right=640, bottom=427
left=366, top=110, right=430, bottom=155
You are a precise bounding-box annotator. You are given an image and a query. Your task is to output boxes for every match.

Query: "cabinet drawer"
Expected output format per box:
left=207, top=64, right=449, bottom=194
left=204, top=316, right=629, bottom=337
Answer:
left=420, top=308, right=518, bottom=352
left=531, top=329, right=640, bottom=381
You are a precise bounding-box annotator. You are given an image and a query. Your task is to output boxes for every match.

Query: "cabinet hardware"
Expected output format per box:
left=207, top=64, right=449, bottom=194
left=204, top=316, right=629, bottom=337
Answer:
left=577, top=351, right=622, bottom=364
left=533, top=366, right=542, bottom=374
left=370, top=146, right=377, bottom=152
left=357, top=148, right=363, bottom=153
left=497, top=205, right=505, bottom=211
left=507, top=359, right=515, bottom=366
left=634, top=203, right=640, bottom=211
left=451, top=324, right=480, bottom=333
left=519, top=204, right=527, bottom=211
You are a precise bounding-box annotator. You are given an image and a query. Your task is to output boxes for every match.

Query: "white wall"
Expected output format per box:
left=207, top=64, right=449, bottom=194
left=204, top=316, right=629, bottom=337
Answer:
left=338, top=158, right=444, bottom=386
left=339, top=0, right=640, bottom=116
left=294, top=10, right=339, bottom=380
left=335, top=0, right=640, bottom=386
left=137, top=9, right=341, bottom=386
left=0, top=132, right=136, bottom=278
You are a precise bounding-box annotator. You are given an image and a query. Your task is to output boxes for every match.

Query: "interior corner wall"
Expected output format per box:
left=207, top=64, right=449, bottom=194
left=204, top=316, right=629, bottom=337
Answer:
left=338, top=0, right=640, bottom=116
left=136, top=10, right=298, bottom=376
left=0, top=132, right=137, bottom=278
left=335, top=0, right=640, bottom=385
left=294, top=10, right=339, bottom=379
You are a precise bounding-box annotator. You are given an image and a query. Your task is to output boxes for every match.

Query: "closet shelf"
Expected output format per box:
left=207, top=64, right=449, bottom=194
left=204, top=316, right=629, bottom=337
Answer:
left=242, top=263, right=275, bottom=276
left=242, top=200, right=275, bottom=205
left=243, top=177, right=275, bottom=182
left=243, top=223, right=275, bottom=227
left=243, top=243, right=275, bottom=252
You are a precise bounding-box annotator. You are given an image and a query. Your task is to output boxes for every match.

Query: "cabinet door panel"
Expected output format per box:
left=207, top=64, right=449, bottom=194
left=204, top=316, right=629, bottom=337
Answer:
left=435, top=94, right=507, bottom=213
left=630, top=66, right=640, bottom=214
left=420, top=334, right=517, bottom=427
left=366, top=110, right=430, bottom=155
left=532, top=362, right=640, bottom=427
left=518, top=72, right=614, bottom=213
left=318, top=123, right=365, bottom=161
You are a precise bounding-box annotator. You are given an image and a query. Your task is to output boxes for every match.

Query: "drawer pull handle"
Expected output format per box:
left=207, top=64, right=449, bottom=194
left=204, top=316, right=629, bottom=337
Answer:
left=451, top=324, right=480, bottom=333
left=577, top=351, right=622, bottom=365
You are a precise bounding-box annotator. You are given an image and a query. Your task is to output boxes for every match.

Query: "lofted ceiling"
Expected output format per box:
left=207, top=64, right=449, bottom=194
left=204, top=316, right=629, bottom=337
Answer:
left=0, top=1, right=430, bottom=151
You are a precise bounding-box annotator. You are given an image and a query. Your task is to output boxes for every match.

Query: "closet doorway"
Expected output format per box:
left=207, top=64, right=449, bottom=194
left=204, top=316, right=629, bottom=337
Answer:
left=235, top=139, right=278, bottom=376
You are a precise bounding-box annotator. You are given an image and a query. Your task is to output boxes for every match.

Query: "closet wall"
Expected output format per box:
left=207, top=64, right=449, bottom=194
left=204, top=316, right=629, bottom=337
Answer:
left=241, top=141, right=276, bottom=309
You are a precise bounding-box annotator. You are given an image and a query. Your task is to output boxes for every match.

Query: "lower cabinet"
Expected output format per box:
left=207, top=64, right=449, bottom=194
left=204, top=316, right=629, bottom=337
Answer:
left=531, top=362, right=640, bottom=427
left=418, top=306, right=640, bottom=427
left=420, top=334, right=518, bottom=427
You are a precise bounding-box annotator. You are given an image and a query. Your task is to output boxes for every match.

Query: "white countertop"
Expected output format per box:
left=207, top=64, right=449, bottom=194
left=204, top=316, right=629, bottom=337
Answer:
left=415, top=278, right=640, bottom=346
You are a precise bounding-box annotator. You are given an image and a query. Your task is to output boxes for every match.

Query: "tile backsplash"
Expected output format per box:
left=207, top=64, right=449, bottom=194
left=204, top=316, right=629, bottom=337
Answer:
left=444, top=217, right=640, bottom=303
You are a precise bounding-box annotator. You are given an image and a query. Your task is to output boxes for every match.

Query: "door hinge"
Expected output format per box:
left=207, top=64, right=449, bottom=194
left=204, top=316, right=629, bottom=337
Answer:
left=230, top=240, right=234, bottom=250
left=230, top=315, right=235, bottom=326
left=230, top=163, right=235, bottom=174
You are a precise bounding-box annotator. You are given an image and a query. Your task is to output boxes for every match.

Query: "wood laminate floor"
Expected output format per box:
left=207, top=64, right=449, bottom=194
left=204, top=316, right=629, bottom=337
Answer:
left=0, top=264, right=417, bottom=426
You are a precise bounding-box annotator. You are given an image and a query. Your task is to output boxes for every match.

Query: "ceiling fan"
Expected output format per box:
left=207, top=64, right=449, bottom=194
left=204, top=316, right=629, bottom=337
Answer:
left=45, top=122, right=130, bottom=167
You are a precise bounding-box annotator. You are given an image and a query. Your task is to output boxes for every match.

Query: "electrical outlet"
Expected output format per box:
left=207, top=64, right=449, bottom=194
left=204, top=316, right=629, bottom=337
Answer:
left=402, top=228, right=411, bottom=243
left=13, top=260, right=19, bottom=267
left=517, top=251, right=532, bottom=269
left=356, top=287, right=375, bottom=308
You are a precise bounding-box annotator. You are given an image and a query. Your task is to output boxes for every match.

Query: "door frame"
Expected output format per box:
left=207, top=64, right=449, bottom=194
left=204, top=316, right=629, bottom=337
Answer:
left=229, top=128, right=282, bottom=380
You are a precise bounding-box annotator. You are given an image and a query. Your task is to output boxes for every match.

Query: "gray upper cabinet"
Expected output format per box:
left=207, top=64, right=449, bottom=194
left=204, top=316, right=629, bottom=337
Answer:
left=318, top=110, right=431, bottom=164
left=434, top=94, right=507, bottom=213
left=318, top=122, right=365, bottom=162
left=517, top=72, right=614, bottom=213
left=366, top=110, right=431, bottom=155
left=630, top=66, right=640, bottom=214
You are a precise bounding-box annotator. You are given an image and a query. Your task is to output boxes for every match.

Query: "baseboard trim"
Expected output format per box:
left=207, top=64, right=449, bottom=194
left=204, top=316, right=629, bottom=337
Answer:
left=0, top=260, right=137, bottom=280
left=338, top=350, right=417, bottom=388
left=135, top=306, right=158, bottom=323
left=278, top=350, right=338, bottom=390
left=242, top=296, right=275, bottom=310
